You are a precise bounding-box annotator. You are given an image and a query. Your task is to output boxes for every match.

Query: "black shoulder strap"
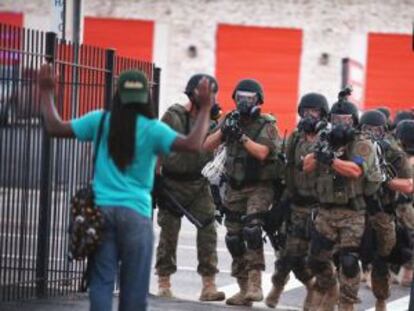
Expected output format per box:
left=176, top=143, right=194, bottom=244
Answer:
left=92, top=111, right=108, bottom=175
left=285, top=131, right=301, bottom=193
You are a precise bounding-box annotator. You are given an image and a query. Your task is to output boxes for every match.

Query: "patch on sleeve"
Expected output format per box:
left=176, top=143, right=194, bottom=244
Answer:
left=351, top=155, right=365, bottom=166
left=354, top=141, right=371, bottom=158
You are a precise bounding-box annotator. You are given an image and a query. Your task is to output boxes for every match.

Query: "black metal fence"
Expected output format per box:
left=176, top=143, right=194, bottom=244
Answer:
left=0, top=23, right=160, bottom=302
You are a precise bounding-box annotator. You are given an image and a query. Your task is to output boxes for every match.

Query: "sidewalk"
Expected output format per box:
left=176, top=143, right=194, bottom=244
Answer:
left=1, top=294, right=296, bottom=311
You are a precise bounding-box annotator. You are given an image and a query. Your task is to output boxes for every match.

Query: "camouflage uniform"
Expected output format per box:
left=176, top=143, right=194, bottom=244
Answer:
left=270, top=131, right=317, bottom=294
left=309, top=134, right=382, bottom=308
left=370, top=135, right=413, bottom=301
left=395, top=158, right=414, bottom=283
left=155, top=104, right=219, bottom=277
left=223, top=114, right=280, bottom=301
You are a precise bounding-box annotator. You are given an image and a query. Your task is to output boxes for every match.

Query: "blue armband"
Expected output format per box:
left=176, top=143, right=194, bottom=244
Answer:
left=351, top=155, right=365, bottom=166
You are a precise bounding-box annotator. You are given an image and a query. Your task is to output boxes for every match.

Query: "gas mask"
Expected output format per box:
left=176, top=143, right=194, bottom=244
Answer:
left=235, top=91, right=260, bottom=118
left=298, top=115, right=320, bottom=133
left=328, top=123, right=355, bottom=149
left=361, top=124, right=386, bottom=142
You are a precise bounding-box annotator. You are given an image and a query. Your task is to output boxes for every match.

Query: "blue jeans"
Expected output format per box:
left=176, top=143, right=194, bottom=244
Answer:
left=89, top=206, right=154, bottom=311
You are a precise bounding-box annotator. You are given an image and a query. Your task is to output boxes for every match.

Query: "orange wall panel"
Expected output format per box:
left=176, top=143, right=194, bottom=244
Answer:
left=365, top=33, right=414, bottom=115
left=216, top=24, right=302, bottom=133
left=83, top=17, right=153, bottom=61
left=0, top=12, right=23, bottom=27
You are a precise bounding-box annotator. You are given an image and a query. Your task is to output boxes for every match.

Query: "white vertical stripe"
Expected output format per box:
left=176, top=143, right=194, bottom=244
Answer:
left=153, top=22, right=169, bottom=118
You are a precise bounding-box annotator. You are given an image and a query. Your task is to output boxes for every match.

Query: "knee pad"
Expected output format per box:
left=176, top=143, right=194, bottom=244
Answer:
left=225, top=233, right=246, bottom=257
left=310, top=227, right=335, bottom=256
left=372, top=257, right=389, bottom=277
left=242, top=224, right=263, bottom=250
left=340, top=252, right=360, bottom=278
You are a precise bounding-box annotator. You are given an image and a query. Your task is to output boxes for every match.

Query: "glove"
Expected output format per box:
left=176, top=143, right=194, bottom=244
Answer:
left=221, top=117, right=233, bottom=139
left=221, top=118, right=243, bottom=142
left=315, top=148, right=335, bottom=166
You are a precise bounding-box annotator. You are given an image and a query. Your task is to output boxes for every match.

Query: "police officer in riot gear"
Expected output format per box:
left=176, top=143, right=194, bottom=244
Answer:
left=204, top=79, right=281, bottom=306
left=155, top=74, right=225, bottom=301
left=265, top=93, right=329, bottom=310
left=360, top=110, right=413, bottom=311
left=303, top=90, right=383, bottom=311
left=395, top=120, right=414, bottom=288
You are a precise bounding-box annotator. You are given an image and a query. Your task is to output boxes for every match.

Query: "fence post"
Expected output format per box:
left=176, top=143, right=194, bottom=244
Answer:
left=153, top=66, right=161, bottom=118
left=36, top=31, right=56, bottom=298
left=104, top=49, right=115, bottom=109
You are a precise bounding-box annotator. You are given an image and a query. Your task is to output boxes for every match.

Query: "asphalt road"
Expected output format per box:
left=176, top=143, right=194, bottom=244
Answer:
left=149, top=214, right=411, bottom=311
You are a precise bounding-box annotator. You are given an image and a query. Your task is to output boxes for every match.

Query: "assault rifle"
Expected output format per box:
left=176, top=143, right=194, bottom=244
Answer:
left=153, top=177, right=213, bottom=229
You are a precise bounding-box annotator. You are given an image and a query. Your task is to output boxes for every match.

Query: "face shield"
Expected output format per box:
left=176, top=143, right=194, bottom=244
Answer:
left=302, top=107, right=322, bottom=119
left=361, top=124, right=386, bottom=141
left=331, top=114, right=354, bottom=127
left=234, top=91, right=259, bottom=116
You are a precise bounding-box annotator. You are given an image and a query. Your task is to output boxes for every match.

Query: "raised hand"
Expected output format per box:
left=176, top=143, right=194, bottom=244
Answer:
left=38, top=64, right=56, bottom=92
left=193, top=77, right=213, bottom=110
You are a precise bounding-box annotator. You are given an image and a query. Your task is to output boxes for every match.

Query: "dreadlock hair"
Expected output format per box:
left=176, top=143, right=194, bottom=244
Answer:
left=108, top=91, right=155, bottom=171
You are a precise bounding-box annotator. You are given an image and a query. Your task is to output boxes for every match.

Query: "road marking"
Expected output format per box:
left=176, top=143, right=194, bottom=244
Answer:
left=365, top=295, right=410, bottom=311
left=178, top=265, right=232, bottom=274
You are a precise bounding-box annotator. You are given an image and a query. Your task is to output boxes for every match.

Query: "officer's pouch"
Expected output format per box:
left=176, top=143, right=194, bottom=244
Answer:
left=333, top=175, right=348, bottom=205
left=316, top=174, right=335, bottom=203
left=304, top=213, right=314, bottom=240
left=229, top=157, right=245, bottom=187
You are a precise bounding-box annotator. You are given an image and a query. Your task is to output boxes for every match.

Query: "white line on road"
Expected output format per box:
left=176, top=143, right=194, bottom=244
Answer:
left=178, top=265, right=232, bottom=274
left=365, top=295, right=409, bottom=311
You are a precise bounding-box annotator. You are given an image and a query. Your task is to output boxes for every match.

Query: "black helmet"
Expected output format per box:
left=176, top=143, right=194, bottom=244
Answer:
left=330, top=101, right=359, bottom=125
left=329, top=86, right=359, bottom=125
left=396, top=120, right=414, bottom=154
left=185, top=74, right=218, bottom=97
left=376, top=107, right=391, bottom=120
left=232, top=79, right=264, bottom=104
left=298, top=93, right=329, bottom=117
left=360, top=110, right=387, bottom=127
left=392, top=111, right=414, bottom=129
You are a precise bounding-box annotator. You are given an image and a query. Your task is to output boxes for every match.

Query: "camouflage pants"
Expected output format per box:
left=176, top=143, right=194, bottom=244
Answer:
left=396, top=203, right=414, bottom=269
left=369, top=212, right=395, bottom=301
left=370, top=212, right=396, bottom=257
left=155, top=180, right=219, bottom=277
left=272, top=205, right=314, bottom=287
left=224, top=182, right=274, bottom=279
left=309, top=208, right=365, bottom=305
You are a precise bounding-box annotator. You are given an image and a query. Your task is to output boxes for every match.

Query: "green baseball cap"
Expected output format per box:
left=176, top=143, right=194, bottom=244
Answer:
left=117, top=70, right=149, bottom=105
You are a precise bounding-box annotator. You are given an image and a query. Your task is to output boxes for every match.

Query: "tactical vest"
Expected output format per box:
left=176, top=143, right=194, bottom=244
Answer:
left=381, top=138, right=406, bottom=206
left=316, top=134, right=369, bottom=209
left=161, top=104, right=213, bottom=180
left=224, top=115, right=278, bottom=188
left=285, top=131, right=318, bottom=205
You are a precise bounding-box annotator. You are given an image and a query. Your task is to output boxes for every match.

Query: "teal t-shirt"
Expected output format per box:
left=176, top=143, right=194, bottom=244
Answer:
left=71, top=110, right=178, bottom=218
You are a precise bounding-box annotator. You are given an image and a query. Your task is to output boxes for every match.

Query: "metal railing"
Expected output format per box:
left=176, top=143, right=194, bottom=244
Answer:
left=0, top=23, right=160, bottom=302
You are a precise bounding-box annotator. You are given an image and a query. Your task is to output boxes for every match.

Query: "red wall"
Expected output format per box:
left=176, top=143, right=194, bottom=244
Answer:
left=365, top=33, right=414, bottom=115
left=215, top=24, right=302, bottom=133
left=0, top=12, right=23, bottom=27
left=83, top=17, right=154, bottom=61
